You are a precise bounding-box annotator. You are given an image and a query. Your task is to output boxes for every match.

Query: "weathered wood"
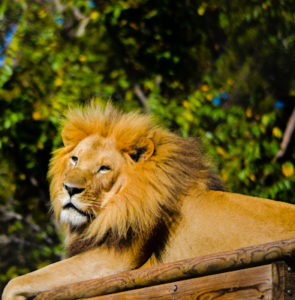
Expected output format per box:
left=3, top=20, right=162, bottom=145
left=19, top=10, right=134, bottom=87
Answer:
left=272, top=262, right=286, bottom=300
left=273, top=262, right=295, bottom=300
left=35, top=238, right=295, bottom=300
left=285, top=263, right=295, bottom=300
left=87, top=264, right=274, bottom=300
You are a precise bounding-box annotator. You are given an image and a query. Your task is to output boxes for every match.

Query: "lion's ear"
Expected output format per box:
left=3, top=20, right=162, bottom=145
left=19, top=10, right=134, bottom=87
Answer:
left=129, top=138, right=154, bottom=162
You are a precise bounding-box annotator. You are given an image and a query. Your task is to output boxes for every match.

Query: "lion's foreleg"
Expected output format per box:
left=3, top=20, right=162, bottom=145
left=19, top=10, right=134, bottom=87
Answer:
left=2, top=247, right=137, bottom=300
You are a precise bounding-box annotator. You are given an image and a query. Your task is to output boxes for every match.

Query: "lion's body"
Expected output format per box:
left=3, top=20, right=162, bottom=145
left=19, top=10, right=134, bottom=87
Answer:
left=148, top=190, right=295, bottom=266
left=3, top=104, right=295, bottom=300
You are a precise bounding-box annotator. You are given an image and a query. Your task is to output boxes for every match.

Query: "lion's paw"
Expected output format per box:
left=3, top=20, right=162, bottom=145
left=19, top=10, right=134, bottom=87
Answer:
left=2, top=278, right=27, bottom=300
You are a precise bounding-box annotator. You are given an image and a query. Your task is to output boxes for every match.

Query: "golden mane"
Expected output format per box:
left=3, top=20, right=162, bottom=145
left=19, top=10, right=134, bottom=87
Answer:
left=48, top=104, right=224, bottom=256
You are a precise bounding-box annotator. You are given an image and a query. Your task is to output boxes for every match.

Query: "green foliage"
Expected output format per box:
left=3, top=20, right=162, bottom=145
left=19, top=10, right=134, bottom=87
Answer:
left=0, top=0, right=294, bottom=293
left=148, top=84, right=295, bottom=201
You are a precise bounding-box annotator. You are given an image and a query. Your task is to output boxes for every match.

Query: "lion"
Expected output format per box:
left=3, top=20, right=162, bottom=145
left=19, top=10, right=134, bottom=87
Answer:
left=3, top=103, right=295, bottom=300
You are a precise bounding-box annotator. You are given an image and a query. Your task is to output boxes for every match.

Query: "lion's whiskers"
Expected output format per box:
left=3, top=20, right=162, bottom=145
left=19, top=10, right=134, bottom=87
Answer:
left=82, top=203, right=100, bottom=217
left=88, top=202, right=102, bottom=210
left=90, top=208, right=97, bottom=217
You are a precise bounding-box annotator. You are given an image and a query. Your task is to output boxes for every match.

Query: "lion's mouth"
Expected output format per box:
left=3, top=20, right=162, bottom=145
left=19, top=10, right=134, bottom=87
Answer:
left=63, top=202, right=94, bottom=219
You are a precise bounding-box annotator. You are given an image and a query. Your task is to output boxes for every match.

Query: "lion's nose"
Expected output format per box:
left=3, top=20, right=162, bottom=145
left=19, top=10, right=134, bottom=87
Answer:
left=63, top=183, right=85, bottom=197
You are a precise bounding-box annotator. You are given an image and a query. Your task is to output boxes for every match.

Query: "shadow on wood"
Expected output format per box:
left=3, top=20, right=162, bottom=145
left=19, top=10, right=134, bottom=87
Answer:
left=35, top=238, right=295, bottom=300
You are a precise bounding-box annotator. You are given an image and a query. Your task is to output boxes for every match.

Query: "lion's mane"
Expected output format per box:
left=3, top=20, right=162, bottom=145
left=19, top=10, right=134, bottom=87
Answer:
left=48, top=104, right=224, bottom=257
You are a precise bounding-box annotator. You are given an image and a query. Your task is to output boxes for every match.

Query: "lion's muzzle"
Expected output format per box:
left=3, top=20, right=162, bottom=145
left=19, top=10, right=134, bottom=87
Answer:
left=63, top=202, right=92, bottom=218
left=60, top=183, right=94, bottom=226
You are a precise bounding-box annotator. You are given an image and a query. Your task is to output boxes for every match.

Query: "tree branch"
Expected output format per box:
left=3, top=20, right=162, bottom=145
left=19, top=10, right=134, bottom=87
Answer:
left=134, top=83, right=148, bottom=110
left=53, top=0, right=65, bottom=13
left=76, top=17, right=90, bottom=37
left=275, top=107, right=295, bottom=160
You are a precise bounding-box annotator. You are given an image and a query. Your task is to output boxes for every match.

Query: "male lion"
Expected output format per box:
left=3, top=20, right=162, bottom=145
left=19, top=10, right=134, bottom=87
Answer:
left=3, top=104, right=295, bottom=300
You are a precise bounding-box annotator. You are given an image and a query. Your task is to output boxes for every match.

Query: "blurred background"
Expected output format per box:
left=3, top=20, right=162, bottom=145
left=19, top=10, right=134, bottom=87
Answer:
left=0, top=0, right=295, bottom=292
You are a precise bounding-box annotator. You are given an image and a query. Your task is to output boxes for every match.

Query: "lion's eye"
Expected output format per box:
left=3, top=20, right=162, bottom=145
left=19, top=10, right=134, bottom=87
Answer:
left=70, top=156, right=78, bottom=166
left=98, top=165, right=111, bottom=174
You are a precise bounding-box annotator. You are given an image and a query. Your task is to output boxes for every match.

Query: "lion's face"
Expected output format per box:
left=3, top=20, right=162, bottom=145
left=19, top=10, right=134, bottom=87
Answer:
left=58, top=134, right=128, bottom=227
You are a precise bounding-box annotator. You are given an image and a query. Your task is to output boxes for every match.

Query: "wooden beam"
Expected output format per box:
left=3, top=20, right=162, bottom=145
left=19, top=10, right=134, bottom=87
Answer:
left=35, top=238, right=295, bottom=300
left=87, top=263, right=280, bottom=299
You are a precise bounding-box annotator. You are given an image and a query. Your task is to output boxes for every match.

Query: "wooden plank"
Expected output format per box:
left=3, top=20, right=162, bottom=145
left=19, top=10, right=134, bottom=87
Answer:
left=86, top=264, right=274, bottom=300
left=272, top=262, right=286, bottom=300
left=272, top=262, right=295, bottom=300
left=35, top=238, right=295, bottom=300
left=285, top=263, right=295, bottom=300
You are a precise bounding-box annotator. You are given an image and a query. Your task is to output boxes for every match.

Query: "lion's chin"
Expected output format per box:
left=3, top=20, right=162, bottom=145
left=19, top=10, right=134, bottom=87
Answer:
left=60, top=208, right=88, bottom=227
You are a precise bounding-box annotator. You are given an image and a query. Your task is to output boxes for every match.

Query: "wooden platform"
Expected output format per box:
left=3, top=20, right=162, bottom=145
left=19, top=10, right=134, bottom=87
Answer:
left=35, top=238, right=295, bottom=300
